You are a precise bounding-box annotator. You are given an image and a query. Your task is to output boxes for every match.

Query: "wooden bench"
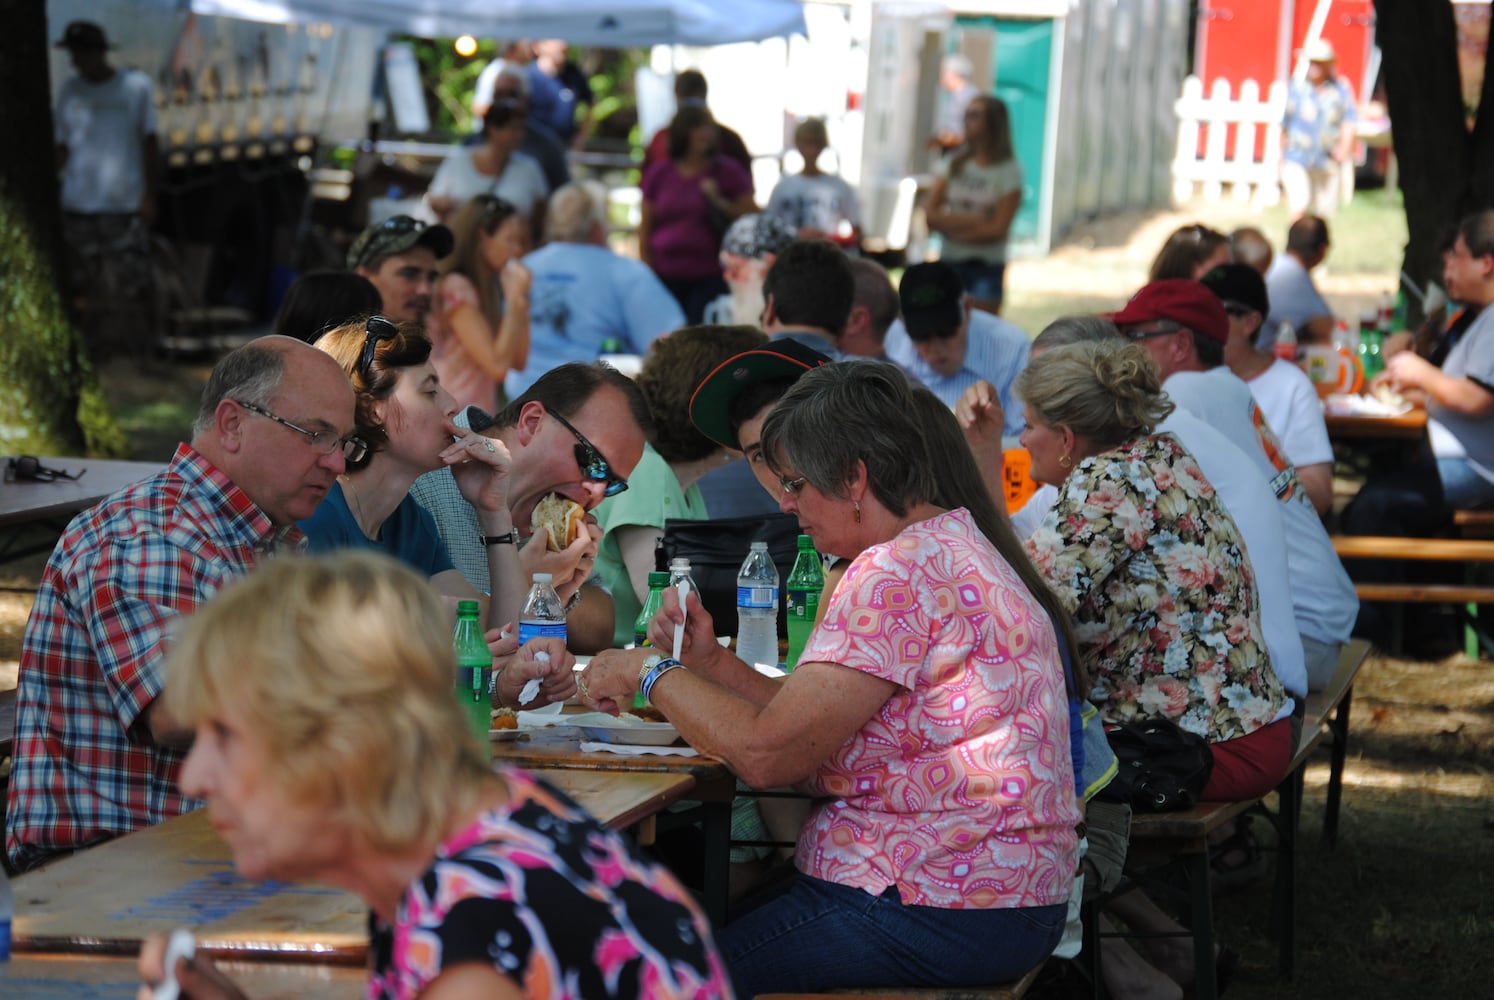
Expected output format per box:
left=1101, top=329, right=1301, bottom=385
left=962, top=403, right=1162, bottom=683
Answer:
left=1097, top=639, right=1371, bottom=997
left=752, top=962, right=1045, bottom=1000
left=1454, top=508, right=1494, bottom=539
left=1331, top=535, right=1494, bottom=657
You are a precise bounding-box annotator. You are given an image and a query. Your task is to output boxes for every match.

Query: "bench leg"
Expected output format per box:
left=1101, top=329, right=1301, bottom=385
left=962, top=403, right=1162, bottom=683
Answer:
left=1324, top=688, right=1354, bottom=849
left=701, top=800, right=731, bottom=928
left=1183, top=851, right=1218, bottom=1000
left=1273, top=776, right=1301, bottom=981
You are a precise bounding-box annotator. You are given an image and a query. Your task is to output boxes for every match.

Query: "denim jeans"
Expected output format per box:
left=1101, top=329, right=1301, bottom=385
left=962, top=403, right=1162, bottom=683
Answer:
left=944, top=258, right=1007, bottom=307
left=720, top=874, right=1066, bottom=997
left=1436, top=457, right=1494, bottom=510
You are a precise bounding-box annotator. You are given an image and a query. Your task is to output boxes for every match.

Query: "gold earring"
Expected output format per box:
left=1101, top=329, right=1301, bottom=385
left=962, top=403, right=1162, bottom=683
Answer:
left=1059, top=454, right=1072, bottom=469
left=853, top=500, right=862, bottom=523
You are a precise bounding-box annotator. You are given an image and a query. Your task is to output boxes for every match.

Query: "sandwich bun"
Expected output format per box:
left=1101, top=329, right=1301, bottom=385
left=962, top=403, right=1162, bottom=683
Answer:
left=532, top=493, right=586, bottom=551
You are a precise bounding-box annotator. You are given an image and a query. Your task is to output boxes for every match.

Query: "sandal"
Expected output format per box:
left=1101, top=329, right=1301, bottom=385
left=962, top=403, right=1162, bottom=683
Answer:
left=1208, top=817, right=1269, bottom=891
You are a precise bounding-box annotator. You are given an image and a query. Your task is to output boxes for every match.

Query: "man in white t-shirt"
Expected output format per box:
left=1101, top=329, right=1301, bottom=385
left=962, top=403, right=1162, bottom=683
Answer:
left=1203, top=263, right=1334, bottom=515
left=1110, top=279, right=1357, bottom=691
left=54, top=20, right=159, bottom=355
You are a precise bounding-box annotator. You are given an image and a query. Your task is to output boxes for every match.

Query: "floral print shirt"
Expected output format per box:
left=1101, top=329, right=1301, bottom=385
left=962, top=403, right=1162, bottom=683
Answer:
left=796, top=508, right=1080, bottom=910
left=367, top=769, right=732, bottom=1000
left=1024, top=434, right=1286, bottom=743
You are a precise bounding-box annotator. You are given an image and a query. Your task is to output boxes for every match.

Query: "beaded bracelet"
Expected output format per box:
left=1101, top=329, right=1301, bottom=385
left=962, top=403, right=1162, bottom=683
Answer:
left=640, top=657, right=684, bottom=702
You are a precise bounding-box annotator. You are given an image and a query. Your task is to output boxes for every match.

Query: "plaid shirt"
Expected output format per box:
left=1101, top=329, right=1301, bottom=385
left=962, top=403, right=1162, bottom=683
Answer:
left=5, top=444, right=300, bottom=867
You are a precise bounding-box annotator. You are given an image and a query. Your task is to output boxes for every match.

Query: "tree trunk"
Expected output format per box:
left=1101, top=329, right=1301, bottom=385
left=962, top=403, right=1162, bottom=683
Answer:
left=0, top=0, right=125, bottom=457
left=1376, top=0, right=1494, bottom=324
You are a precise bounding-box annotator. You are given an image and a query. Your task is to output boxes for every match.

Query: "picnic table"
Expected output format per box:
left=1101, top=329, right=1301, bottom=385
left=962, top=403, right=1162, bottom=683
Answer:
left=491, top=726, right=738, bottom=926
left=1323, top=406, right=1428, bottom=442
left=1, top=456, right=162, bottom=562
left=0, top=953, right=367, bottom=999
left=10, top=766, right=697, bottom=963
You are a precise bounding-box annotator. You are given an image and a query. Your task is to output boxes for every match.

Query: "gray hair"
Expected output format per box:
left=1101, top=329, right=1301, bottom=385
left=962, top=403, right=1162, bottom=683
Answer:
left=1032, top=315, right=1119, bottom=354
left=1015, top=340, right=1173, bottom=450
left=545, top=180, right=610, bottom=245
left=193, top=345, right=286, bottom=435
left=758, top=361, right=935, bottom=518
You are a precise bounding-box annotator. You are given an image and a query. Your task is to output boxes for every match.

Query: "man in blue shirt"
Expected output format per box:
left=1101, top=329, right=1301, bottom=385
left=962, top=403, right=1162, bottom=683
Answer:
left=885, top=261, right=1029, bottom=435
left=1281, top=39, right=1357, bottom=220
left=507, top=181, right=684, bottom=398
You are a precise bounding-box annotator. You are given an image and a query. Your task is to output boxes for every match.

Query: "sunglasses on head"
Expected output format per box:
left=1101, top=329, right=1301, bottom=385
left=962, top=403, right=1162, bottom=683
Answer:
left=550, top=410, right=627, bottom=497
left=357, top=316, right=400, bottom=378
left=6, top=455, right=85, bottom=483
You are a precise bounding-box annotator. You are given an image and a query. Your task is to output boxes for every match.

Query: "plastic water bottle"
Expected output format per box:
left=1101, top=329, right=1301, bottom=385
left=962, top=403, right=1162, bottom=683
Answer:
left=785, top=535, right=825, bottom=671
left=452, top=600, right=491, bottom=744
left=1272, top=321, right=1298, bottom=362
left=667, top=557, right=698, bottom=602
left=735, top=541, right=780, bottom=668
left=0, top=861, right=12, bottom=962
left=519, top=573, right=567, bottom=649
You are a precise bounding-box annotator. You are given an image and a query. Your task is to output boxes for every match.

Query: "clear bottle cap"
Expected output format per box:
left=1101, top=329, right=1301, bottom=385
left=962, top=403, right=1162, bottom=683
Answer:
left=750, top=541, right=768, bottom=551
left=532, top=572, right=553, bottom=584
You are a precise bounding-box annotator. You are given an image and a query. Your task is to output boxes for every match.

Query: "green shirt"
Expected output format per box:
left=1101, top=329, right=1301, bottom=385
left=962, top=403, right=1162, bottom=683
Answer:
left=594, top=443, right=709, bottom=646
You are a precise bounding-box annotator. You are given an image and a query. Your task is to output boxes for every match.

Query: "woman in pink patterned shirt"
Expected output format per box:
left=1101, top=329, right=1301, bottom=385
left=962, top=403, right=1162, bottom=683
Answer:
left=582, top=362, right=1082, bottom=996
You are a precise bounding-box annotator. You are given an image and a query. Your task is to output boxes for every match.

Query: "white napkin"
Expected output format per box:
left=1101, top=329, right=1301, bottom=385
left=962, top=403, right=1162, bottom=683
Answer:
left=579, top=742, right=700, bottom=757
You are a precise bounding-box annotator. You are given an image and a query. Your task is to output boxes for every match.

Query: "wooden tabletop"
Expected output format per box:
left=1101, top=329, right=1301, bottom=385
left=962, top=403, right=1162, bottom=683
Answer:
left=1324, top=407, right=1428, bottom=441
left=492, top=728, right=736, bottom=802
left=0, top=457, right=162, bottom=529
left=0, top=953, right=366, bottom=999
left=11, top=766, right=697, bottom=961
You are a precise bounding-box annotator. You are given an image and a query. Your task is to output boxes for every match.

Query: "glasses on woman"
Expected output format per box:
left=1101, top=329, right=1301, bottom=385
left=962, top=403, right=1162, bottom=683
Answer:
left=357, top=316, right=400, bottom=378
left=235, top=400, right=369, bottom=463
left=550, top=411, right=628, bottom=496
left=779, top=476, right=808, bottom=499
left=475, top=194, right=518, bottom=227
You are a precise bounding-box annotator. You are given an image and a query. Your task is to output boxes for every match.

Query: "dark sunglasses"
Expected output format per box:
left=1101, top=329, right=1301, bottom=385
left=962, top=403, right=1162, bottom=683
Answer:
left=550, top=411, right=627, bottom=497
left=358, top=315, right=400, bottom=378
left=475, top=194, right=518, bottom=226
left=6, top=455, right=85, bottom=483
left=1122, top=321, right=1184, bottom=342
left=1221, top=301, right=1256, bottom=319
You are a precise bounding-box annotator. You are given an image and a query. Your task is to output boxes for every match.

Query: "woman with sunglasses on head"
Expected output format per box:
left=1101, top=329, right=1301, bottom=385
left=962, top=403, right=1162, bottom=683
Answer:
left=304, top=317, right=575, bottom=711
left=1148, top=222, right=1232, bottom=282
left=580, top=361, right=1081, bottom=997
left=427, top=97, right=550, bottom=242
left=430, top=195, right=533, bottom=412
left=924, top=94, right=1022, bottom=315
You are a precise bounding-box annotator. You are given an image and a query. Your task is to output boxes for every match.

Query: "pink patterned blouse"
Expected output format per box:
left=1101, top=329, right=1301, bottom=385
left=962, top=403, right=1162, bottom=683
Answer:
left=794, top=508, right=1080, bottom=909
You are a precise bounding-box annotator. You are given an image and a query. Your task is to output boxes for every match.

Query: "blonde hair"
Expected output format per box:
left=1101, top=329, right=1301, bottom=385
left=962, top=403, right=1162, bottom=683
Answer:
left=545, top=180, right=610, bottom=244
left=793, top=117, right=828, bottom=148
left=1015, top=340, right=1174, bottom=449
left=165, top=551, right=493, bottom=853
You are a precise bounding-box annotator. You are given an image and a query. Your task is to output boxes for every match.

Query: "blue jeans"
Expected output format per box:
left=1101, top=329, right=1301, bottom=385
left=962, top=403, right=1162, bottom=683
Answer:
left=720, top=874, right=1065, bottom=997
left=1437, top=457, right=1494, bottom=510
left=944, top=258, right=1007, bottom=307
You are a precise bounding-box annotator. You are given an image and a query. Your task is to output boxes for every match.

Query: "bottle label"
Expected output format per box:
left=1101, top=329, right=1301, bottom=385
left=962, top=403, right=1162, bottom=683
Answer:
left=518, top=621, right=567, bottom=646
left=787, top=589, right=820, bottom=621
left=737, top=586, right=778, bottom=609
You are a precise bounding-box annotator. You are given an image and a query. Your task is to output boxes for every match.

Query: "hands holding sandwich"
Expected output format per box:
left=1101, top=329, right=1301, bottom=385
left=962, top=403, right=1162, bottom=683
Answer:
left=524, top=493, right=599, bottom=604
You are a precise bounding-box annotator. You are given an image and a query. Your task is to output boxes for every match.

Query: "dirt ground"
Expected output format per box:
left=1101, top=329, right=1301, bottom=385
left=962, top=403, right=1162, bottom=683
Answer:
left=3, top=194, right=1488, bottom=996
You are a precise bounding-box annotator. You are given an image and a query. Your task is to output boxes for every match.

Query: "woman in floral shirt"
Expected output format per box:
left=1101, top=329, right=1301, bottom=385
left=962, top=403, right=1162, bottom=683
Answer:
left=1018, top=340, right=1290, bottom=800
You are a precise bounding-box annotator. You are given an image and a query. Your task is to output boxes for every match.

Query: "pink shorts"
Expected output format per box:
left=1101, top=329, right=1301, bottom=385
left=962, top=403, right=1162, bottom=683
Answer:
left=1202, top=716, right=1294, bottom=801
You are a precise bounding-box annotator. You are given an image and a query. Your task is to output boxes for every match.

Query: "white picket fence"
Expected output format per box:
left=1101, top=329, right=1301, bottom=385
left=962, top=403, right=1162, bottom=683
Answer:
left=1172, top=75, right=1287, bottom=206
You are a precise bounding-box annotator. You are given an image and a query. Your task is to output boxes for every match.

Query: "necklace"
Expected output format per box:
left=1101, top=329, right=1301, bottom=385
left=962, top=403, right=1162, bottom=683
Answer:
left=340, top=475, right=374, bottom=539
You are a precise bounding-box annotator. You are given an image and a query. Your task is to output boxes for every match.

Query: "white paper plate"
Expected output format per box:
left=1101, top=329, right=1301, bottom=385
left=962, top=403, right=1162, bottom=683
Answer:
left=576, top=723, right=681, bottom=746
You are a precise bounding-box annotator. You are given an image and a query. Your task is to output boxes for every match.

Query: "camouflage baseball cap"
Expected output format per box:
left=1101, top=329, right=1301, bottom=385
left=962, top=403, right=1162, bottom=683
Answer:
left=721, top=213, right=796, bottom=260
left=346, top=216, right=454, bottom=271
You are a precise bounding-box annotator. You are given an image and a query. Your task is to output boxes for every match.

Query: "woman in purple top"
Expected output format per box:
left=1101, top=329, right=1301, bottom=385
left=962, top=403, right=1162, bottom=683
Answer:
left=640, top=106, right=756, bottom=324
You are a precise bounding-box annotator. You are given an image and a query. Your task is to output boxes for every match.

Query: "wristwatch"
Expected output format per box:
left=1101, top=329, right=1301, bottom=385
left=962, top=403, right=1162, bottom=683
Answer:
left=481, top=528, right=520, bottom=546
left=637, top=653, right=663, bottom=690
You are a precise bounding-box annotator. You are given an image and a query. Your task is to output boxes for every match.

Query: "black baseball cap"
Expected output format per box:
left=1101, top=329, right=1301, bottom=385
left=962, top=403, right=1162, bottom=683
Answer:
left=1200, top=263, right=1270, bottom=317
left=56, top=21, right=110, bottom=50
left=898, top=262, right=965, bottom=340
left=346, top=215, right=454, bottom=271
left=689, top=339, right=830, bottom=449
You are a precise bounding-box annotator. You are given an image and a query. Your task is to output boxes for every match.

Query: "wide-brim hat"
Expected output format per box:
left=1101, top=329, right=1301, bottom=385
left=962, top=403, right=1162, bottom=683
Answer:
left=689, top=339, right=830, bottom=449
left=1302, top=39, right=1336, bottom=63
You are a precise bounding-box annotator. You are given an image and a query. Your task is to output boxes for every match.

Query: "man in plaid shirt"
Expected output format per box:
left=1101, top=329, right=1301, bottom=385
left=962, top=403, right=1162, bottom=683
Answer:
left=6, top=337, right=357, bottom=872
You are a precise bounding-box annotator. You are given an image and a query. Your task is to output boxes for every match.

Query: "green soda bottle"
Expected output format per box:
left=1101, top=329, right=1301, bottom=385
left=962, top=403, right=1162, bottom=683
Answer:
left=785, top=535, right=824, bottom=671
left=452, top=600, right=491, bottom=744
left=632, top=571, right=670, bottom=708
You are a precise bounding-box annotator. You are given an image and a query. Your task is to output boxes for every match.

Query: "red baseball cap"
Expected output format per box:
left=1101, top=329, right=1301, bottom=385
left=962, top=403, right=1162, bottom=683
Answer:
left=1107, top=279, right=1229, bottom=345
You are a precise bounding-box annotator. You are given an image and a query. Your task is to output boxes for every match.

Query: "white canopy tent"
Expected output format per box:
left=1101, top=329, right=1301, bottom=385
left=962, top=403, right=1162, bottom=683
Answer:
left=141, top=0, right=807, bottom=47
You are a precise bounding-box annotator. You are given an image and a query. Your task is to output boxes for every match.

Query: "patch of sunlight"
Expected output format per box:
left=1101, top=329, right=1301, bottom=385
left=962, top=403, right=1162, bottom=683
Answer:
left=1303, top=760, right=1490, bottom=799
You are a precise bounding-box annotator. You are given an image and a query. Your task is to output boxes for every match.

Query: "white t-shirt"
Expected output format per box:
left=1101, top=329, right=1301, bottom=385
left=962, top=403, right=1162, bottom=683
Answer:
left=55, top=70, right=157, bottom=214
left=1247, top=359, right=1333, bottom=468
left=427, top=148, right=549, bottom=216
left=934, top=156, right=1023, bottom=265
left=765, top=173, right=861, bottom=237
left=1164, top=367, right=1359, bottom=649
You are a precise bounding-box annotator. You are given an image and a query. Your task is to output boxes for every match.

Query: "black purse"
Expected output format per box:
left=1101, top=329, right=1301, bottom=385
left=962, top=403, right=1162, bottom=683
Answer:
left=1094, top=717, right=1215, bottom=812
left=662, top=513, right=802, bottom=638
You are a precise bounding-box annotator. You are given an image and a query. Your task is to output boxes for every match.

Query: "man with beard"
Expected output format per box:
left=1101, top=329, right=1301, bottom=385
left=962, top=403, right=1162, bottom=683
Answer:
left=704, top=213, right=796, bottom=327
left=348, top=215, right=454, bottom=328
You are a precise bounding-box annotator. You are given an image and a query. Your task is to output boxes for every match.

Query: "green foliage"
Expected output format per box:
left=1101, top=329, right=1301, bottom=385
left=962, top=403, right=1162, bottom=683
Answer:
left=0, top=189, right=126, bottom=457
